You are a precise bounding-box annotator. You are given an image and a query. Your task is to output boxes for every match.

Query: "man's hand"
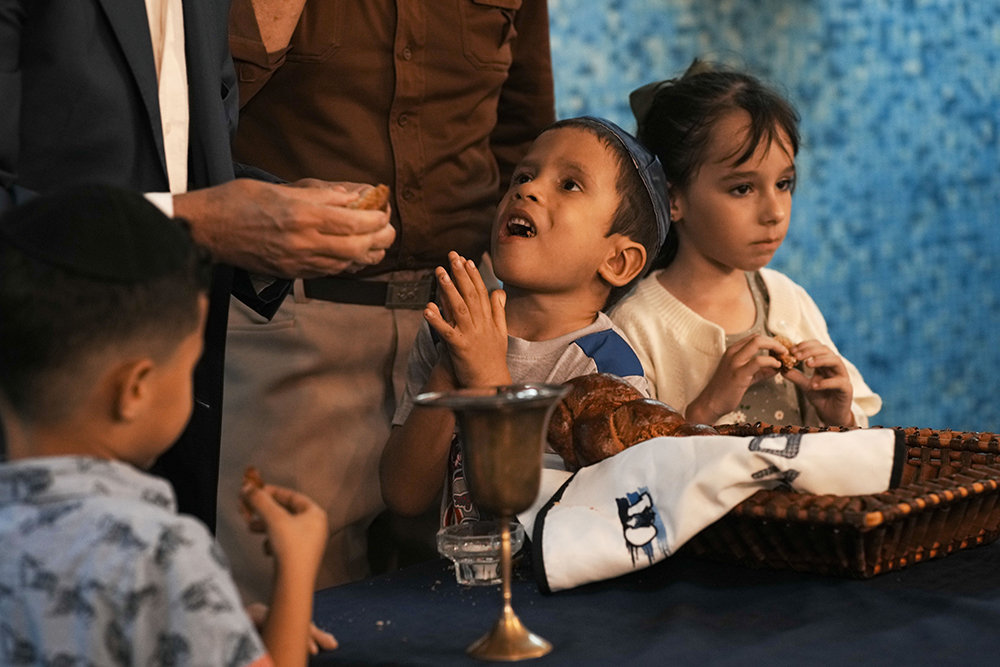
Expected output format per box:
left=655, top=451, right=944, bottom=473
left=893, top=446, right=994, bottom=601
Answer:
left=783, top=340, right=856, bottom=427
left=174, top=179, right=395, bottom=278
left=423, top=251, right=511, bottom=389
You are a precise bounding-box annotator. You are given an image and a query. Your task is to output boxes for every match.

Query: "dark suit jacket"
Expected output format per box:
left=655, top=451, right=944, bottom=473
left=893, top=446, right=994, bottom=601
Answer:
left=0, top=0, right=238, bottom=530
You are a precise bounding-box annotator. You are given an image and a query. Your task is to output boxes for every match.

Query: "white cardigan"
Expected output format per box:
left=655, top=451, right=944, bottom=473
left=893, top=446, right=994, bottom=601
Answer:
left=610, top=268, right=882, bottom=427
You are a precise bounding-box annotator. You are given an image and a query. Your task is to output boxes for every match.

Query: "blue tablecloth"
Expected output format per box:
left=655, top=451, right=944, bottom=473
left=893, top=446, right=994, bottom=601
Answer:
left=310, top=540, right=1000, bottom=666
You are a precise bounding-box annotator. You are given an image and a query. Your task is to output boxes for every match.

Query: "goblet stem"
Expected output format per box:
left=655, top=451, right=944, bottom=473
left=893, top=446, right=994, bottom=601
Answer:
left=501, top=517, right=513, bottom=614
left=467, top=514, right=552, bottom=661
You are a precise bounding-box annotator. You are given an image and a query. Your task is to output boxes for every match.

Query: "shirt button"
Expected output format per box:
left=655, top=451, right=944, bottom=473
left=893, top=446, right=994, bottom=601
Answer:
left=398, top=114, right=409, bottom=126
left=401, top=189, right=414, bottom=201
left=402, top=47, right=412, bottom=61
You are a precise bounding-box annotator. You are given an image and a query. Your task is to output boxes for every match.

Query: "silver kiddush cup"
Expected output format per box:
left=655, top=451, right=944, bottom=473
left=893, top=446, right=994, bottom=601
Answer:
left=414, top=384, right=568, bottom=661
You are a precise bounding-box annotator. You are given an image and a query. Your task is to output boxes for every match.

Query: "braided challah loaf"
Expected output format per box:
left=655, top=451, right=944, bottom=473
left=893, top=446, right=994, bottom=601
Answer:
left=547, top=374, right=718, bottom=469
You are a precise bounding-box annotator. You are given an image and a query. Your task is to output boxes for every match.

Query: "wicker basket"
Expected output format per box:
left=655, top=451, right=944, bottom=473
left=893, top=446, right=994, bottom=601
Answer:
left=681, top=424, right=1000, bottom=577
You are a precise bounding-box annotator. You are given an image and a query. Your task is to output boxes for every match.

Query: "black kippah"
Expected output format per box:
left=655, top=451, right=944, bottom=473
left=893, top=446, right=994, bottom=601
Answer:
left=0, top=184, right=192, bottom=283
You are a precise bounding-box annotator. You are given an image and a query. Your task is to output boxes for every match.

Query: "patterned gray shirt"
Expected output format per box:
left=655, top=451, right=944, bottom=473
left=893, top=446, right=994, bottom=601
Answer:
left=0, top=456, right=272, bottom=667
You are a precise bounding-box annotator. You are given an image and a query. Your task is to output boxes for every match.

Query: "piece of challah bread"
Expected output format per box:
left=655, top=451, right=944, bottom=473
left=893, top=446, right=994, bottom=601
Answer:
left=770, top=333, right=798, bottom=371
left=347, top=184, right=390, bottom=210
left=547, top=373, right=718, bottom=469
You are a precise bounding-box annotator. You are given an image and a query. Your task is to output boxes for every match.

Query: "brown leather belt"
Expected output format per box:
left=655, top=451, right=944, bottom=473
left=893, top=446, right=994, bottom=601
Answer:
left=303, top=276, right=435, bottom=310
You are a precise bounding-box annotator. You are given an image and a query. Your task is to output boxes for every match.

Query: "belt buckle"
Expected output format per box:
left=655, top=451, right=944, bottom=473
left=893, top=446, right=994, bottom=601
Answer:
left=385, top=279, right=433, bottom=310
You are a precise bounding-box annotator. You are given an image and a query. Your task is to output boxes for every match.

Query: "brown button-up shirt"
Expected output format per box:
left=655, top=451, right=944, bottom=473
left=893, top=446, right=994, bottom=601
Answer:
left=229, top=0, right=555, bottom=276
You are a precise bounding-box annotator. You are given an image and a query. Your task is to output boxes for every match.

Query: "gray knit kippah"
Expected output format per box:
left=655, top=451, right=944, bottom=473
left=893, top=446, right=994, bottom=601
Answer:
left=0, top=184, right=192, bottom=283
left=578, top=117, right=670, bottom=249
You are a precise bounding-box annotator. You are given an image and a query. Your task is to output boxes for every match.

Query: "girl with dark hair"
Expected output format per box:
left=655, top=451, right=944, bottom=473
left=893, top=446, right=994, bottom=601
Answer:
left=611, top=62, right=881, bottom=428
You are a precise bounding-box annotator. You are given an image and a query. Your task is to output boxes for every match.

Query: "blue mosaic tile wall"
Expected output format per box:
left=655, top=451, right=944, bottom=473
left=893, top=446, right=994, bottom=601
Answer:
left=548, top=0, right=1000, bottom=431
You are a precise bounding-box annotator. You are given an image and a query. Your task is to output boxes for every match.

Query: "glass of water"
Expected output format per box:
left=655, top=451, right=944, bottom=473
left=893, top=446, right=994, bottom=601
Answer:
left=437, top=520, right=525, bottom=586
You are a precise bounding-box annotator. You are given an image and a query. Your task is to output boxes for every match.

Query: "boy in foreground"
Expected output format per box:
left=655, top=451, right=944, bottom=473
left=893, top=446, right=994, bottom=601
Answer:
left=0, top=186, right=331, bottom=667
left=380, top=117, right=671, bottom=525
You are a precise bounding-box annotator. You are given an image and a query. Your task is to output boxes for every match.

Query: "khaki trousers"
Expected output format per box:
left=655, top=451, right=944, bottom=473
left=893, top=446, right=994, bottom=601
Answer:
left=217, top=277, right=424, bottom=603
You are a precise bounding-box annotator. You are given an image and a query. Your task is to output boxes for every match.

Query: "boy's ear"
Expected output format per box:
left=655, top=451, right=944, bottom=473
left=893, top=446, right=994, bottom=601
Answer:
left=112, top=358, right=155, bottom=422
left=598, top=236, right=647, bottom=288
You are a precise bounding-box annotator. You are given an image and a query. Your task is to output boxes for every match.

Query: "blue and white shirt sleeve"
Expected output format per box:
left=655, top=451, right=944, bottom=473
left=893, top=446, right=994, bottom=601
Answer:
left=549, top=325, right=650, bottom=397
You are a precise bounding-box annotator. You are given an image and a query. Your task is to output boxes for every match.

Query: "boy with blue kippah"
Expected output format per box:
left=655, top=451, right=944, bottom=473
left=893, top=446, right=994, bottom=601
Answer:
left=381, top=117, right=671, bottom=525
left=0, top=186, right=332, bottom=667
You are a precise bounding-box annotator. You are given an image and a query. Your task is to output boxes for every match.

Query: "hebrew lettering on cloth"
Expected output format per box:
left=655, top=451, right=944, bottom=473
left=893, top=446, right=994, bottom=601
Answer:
left=519, top=430, right=905, bottom=592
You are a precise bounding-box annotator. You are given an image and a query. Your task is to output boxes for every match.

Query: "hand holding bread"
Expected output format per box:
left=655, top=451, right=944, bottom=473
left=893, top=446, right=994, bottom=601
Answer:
left=685, top=334, right=789, bottom=425
left=780, top=339, right=858, bottom=427
left=770, top=333, right=798, bottom=371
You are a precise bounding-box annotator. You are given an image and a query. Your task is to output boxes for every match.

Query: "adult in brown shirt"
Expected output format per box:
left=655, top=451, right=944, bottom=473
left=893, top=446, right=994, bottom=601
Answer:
left=221, top=0, right=555, bottom=602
